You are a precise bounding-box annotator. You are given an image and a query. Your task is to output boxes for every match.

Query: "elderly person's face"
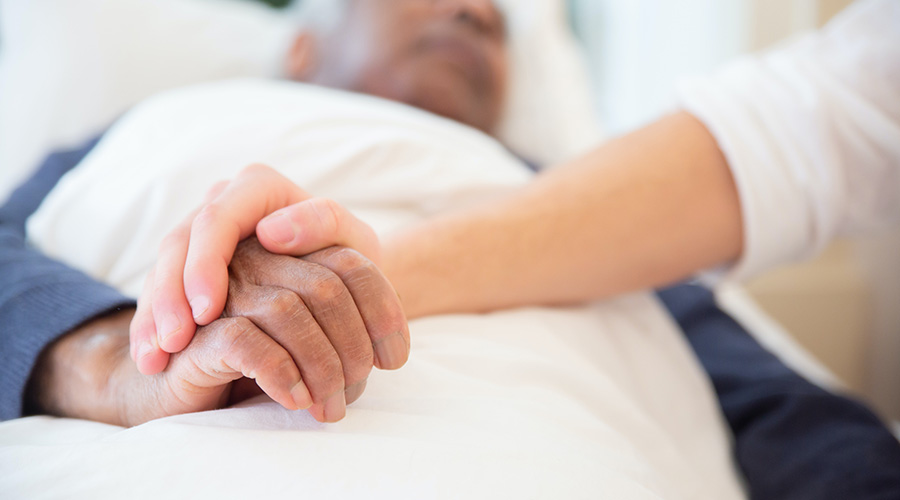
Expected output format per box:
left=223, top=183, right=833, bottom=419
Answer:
left=286, top=0, right=508, bottom=134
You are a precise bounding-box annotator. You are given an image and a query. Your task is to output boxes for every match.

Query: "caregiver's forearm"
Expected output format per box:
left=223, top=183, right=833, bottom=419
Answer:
left=382, top=111, right=743, bottom=318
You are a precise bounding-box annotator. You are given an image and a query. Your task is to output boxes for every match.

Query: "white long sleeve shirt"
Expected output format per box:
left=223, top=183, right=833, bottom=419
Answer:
left=679, top=0, right=899, bottom=282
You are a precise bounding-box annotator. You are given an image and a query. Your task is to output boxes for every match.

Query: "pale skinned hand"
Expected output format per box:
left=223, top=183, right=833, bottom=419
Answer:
left=130, top=164, right=409, bottom=383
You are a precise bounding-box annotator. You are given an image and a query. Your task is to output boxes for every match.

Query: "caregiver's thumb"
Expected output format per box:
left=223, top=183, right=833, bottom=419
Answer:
left=256, top=198, right=382, bottom=266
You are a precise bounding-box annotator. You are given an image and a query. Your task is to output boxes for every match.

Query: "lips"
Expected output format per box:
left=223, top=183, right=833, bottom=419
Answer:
left=416, top=30, right=493, bottom=89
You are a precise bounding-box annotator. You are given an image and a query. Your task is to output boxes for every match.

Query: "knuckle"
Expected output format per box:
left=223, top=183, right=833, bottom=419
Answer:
left=312, top=198, right=342, bottom=235
left=311, top=272, right=349, bottom=303
left=151, top=265, right=181, bottom=292
left=265, top=289, right=307, bottom=319
left=216, top=317, right=257, bottom=351
left=150, top=283, right=170, bottom=304
left=257, top=354, right=297, bottom=381
left=368, top=300, right=409, bottom=341
left=343, top=343, right=374, bottom=381
left=129, top=314, right=153, bottom=341
left=158, top=226, right=189, bottom=254
left=344, top=262, right=383, bottom=292
left=330, top=247, right=372, bottom=274
left=192, top=203, right=223, bottom=231
left=210, top=317, right=300, bottom=381
left=309, top=348, right=344, bottom=387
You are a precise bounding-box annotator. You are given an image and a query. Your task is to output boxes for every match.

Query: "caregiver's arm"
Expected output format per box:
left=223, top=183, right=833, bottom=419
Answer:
left=379, top=0, right=900, bottom=316
left=381, top=111, right=742, bottom=317
left=161, top=113, right=738, bottom=320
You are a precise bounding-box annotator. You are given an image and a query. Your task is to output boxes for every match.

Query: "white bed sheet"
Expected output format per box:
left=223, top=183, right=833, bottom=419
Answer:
left=1, top=81, right=746, bottom=499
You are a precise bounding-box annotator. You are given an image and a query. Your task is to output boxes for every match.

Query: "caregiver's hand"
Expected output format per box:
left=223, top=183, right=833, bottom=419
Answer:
left=130, top=164, right=408, bottom=377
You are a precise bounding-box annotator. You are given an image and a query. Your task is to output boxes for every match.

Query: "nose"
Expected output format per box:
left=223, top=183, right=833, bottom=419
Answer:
left=433, top=0, right=502, bottom=35
left=436, top=0, right=495, bottom=17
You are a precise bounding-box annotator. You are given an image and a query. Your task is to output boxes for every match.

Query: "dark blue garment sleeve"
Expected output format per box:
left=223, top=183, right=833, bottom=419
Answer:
left=658, top=283, right=900, bottom=500
left=0, top=137, right=135, bottom=421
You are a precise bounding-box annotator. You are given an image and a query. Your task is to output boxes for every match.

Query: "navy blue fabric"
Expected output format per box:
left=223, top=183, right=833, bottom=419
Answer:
left=0, top=136, right=135, bottom=420
left=0, top=136, right=103, bottom=231
left=657, top=283, right=900, bottom=500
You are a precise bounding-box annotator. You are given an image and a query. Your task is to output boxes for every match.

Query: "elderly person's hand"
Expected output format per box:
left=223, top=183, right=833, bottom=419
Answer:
left=219, top=237, right=407, bottom=421
left=28, top=236, right=406, bottom=426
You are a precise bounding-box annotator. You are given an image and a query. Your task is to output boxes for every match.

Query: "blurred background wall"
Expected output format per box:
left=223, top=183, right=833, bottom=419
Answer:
left=570, top=0, right=900, bottom=422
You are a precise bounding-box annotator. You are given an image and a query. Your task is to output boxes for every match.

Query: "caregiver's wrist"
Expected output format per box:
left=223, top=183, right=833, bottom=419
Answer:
left=382, top=232, right=430, bottom=319
left=382, top=226, right=466, bottom=320
left=25, top=309, right=135, bottom=425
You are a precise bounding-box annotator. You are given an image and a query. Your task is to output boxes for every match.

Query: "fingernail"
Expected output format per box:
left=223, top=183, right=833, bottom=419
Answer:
left=373, top=332, right=409, bottom=369
left=262, top=214, right=298, bottom=245
left=344, top=379, right=368, bottom=405
left=190, top=295, right=210, bottom=320
left=291, top=382, right=313, bottom=410
left=158, top=312, right=181, bottom=345
left=323, top=392, right=346, bottom=422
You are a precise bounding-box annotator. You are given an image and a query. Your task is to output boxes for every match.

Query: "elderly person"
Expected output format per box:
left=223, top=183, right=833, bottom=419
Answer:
left=2, top=0, right=506, bottom=427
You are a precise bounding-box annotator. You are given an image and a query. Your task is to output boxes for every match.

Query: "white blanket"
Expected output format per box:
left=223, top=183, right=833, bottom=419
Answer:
left=3, top=80, right=745, bottom=499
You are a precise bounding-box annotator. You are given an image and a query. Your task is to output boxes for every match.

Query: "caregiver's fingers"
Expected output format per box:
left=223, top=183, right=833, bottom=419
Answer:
left=183, top=164, right=309, bottom=326
left=256, top=197, right=381, bottom=266
left=151, top=219, right=197, bottom=354
left=139, top=181, right=226, bottom=360
left=303, top=247, right=410, bottom=370
left=130, top=269, right=171, bottom=375
left=177, top=316, right=310, bottom=412
left=226, top=286, right=348, bottom=422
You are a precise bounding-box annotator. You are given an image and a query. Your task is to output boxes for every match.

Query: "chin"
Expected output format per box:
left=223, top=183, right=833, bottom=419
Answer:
left=388, top=65, right=493, bottom=130
left=413, top=92, right=493, bottom=132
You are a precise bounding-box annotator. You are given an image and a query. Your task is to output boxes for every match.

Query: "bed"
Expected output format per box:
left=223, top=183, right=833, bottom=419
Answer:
left=0, top=1, right=847, bottom=498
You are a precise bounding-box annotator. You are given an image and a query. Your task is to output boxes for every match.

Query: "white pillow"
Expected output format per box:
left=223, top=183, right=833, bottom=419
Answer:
left=0, top=0, right=296, bottom=200
left=0, top=0, right=602, bottom=201
left=494, top=0, right=604, bottom=164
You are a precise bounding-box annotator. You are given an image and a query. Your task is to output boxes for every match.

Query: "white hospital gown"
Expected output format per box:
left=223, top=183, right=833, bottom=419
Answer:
left=679, top=0, right=900, bottom=282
